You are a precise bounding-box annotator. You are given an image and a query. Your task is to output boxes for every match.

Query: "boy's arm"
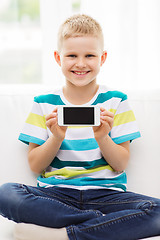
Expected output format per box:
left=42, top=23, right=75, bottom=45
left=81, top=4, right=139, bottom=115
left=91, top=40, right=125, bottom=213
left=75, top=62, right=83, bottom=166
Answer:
left=28, top=108, right=67, bottom=174
left=28, top=135, right=63, bottom=174
left=95, top=136, right=130, bottom=172
left=93, top=107, right=130, bottom=172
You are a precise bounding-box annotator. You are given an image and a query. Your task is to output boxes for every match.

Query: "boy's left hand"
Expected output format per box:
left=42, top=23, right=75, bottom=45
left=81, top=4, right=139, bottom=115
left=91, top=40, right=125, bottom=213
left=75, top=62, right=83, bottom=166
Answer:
left=93, top=107, right=114, bottom=140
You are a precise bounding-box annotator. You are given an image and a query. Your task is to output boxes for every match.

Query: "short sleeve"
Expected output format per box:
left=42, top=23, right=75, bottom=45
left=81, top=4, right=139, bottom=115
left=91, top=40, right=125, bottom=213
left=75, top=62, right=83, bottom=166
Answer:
left=18, top=97, right=49, bottom=145
left=110, top=94, right=141, bottom=144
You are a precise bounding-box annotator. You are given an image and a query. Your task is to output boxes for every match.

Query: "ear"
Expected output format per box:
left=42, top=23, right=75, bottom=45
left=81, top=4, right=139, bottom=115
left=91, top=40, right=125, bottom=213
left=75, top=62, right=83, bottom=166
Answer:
left=100, top=51, right=107, bottom=66
left=54, top=51, right=61, bottom=66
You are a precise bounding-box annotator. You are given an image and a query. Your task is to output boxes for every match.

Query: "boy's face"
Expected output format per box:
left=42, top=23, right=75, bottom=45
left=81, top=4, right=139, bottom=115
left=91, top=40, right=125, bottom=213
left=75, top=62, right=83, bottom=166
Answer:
left=54, top=36, right=107, bottom=88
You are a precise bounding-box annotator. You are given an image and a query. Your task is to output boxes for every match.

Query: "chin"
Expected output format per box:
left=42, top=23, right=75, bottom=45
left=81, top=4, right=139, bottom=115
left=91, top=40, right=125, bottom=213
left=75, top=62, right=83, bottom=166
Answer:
left=73, top=80, right=95, bottom=87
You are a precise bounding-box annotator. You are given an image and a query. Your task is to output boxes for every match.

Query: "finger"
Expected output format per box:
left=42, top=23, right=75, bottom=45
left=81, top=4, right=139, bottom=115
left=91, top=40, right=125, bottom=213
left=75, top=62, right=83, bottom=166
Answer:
left=104, top=111, right=114, bottom=118
left=45, top=112, right=57, bottom=121
left=100, top=116, right=114, bottom=128
left=108, top=111, right=114, bottom=118
left=100, top=119, right=109, bottom=129
left=100, top=119, right=113, bottom=131
left=100, top=108, right=114, bottom=118
left=52, top=107, right=58, bottom=113
left=100, top=107, right=105, bottom=113
left=100, top=115, right=114, bottom=122
left=45, top=114, right=50, bottom=121
left=46, top=118, right=57, bottom=127
left=45, top=107, right=58, bottom=121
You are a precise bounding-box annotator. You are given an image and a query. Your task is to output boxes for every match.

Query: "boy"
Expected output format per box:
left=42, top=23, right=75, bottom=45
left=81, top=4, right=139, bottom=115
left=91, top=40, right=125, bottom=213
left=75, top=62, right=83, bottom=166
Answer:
left=0, top=14, right=160, bottom=240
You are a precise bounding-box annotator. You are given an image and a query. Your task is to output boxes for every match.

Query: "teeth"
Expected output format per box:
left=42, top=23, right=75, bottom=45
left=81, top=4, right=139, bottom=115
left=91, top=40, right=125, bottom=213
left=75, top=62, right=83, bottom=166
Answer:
left=74, top=71, right=88, bottom=75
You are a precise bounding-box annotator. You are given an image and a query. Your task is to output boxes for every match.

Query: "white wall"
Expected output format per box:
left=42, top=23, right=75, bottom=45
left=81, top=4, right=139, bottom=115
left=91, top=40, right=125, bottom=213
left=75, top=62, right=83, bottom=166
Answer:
left=40, top=0, right=160, bottom=91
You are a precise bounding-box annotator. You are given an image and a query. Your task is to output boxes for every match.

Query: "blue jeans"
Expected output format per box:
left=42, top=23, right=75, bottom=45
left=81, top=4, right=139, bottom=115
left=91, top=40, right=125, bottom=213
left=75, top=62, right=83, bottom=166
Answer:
left=0, top=183, right=160, bottom=240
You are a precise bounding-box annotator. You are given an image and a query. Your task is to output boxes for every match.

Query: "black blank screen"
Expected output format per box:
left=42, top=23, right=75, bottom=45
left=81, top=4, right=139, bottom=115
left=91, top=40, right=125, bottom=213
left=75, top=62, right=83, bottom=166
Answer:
left=64, top=107, right=94, bottom=125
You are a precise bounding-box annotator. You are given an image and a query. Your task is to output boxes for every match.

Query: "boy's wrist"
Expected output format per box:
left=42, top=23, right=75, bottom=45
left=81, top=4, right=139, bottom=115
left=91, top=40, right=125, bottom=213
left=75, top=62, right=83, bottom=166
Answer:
left=50, top=134, right=65, bottom=143
left=94, top=134, right=109, bottom=143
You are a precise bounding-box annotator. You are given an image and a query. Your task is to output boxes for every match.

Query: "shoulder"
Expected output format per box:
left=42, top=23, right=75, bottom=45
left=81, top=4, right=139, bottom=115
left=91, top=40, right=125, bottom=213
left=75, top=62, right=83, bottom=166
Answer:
left=94, top=85, right=128, bottom=104
left=34, top=88, right=64, bottom=105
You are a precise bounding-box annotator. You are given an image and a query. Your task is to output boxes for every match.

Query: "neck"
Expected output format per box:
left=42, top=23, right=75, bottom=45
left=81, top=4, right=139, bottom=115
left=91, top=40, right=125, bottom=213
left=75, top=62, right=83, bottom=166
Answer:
left=63, top=81, right=99, bottom=105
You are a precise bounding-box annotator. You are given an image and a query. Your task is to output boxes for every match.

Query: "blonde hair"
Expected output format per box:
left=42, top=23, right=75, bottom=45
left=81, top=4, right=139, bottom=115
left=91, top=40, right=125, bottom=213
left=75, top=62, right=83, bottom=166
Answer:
left=57, top=14, right=104, bottom=51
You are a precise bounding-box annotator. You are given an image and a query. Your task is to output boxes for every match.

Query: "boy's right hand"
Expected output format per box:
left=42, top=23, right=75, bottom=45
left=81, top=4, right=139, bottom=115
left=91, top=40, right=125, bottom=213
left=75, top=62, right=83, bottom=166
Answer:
left=45, top=108, right=67, bottom=141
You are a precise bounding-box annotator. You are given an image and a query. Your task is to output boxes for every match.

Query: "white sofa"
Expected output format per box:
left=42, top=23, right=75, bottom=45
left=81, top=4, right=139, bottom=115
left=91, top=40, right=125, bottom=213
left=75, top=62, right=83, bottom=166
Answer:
left=0, top=85, right=160, bottom=240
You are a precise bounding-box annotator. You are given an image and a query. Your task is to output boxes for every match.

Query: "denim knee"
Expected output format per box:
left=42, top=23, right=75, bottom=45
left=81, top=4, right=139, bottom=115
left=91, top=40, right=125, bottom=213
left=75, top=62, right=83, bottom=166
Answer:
left=139, top=197, right=160, bottom=236
left=0, top=182, right=22, bottom=221
left=152, top=198, right=160, bottom=233
left=137, top=200, right=155, bottom=213
left=0, top=182, right=18, bottom=199
left=0, top=182, right=13, bottom=203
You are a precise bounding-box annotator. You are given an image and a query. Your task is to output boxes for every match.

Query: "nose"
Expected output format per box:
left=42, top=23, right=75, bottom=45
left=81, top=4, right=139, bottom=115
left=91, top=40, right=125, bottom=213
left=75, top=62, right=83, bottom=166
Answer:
left=75, top=57, right=86, bottom=68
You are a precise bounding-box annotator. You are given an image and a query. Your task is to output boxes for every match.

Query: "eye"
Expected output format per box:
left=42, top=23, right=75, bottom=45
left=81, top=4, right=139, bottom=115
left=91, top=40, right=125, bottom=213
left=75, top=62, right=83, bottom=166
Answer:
left=67, top=55, right=76, bottom=58
left=86, top=54, right=95, bottom=58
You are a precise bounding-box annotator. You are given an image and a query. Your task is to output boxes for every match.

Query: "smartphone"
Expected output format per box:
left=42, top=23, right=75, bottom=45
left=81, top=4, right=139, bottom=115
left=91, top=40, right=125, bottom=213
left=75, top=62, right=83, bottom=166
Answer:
left=58, top=106, right=100, bottom=126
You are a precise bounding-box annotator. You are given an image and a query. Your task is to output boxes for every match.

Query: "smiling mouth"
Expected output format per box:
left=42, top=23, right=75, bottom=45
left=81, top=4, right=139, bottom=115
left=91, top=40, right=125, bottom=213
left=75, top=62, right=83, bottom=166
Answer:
left=72, top=71, right=90, bottom=75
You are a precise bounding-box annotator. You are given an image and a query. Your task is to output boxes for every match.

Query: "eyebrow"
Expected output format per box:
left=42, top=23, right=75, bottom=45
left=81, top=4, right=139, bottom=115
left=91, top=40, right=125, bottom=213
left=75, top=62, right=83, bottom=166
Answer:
left=64, top=50, right=98, bottom=55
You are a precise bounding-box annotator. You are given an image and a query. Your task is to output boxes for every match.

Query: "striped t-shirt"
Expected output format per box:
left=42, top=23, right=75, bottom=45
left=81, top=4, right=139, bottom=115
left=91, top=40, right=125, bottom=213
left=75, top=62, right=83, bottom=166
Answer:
left=19, top=85, right=141, bottom=191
